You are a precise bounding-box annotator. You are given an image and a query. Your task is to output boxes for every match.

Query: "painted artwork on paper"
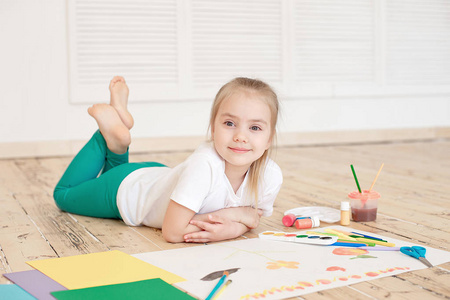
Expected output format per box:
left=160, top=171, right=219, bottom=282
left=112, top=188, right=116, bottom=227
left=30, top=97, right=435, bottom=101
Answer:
left=133, top=226, right=450, bottom=300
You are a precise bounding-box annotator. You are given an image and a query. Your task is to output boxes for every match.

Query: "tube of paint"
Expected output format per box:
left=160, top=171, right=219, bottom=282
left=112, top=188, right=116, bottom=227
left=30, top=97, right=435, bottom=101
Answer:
left=294, top=216, right=320, bottom=229
left=282, top=214, right=314, bottom=227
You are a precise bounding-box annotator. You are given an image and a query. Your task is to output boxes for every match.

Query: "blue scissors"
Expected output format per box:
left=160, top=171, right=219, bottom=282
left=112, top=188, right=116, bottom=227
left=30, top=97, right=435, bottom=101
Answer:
left=400, top=246, right=433, bottom=267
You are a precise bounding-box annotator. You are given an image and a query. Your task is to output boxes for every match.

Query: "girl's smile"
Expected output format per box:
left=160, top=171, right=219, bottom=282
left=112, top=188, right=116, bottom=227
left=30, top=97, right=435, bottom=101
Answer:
left=229, top=147, right=251, bottom=153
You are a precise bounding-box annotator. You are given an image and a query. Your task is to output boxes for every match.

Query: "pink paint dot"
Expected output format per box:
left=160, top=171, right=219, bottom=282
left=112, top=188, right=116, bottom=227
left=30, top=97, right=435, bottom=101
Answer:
left=316, top=279, right=332, bottom=285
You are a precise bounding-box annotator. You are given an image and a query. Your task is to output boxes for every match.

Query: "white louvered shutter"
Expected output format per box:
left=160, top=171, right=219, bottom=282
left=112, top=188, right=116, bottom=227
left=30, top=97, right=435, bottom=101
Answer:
left=68, top=0, right=450, bottom=103
left=290, top=0, right=376, bottom=96
left=68, top=0, right=179, bottom=103
left=189, top=0, right=283, bottom=96
left=386, top=0, right=450, bottom=85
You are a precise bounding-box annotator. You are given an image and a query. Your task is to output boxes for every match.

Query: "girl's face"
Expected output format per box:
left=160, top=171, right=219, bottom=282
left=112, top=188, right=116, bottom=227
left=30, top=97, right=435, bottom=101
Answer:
left=212, top=91, right=272, bottom=174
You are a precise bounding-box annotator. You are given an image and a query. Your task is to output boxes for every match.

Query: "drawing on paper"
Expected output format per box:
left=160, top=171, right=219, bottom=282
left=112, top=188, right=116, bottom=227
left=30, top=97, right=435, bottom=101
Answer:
left=350, top=254, right=377, bottom=259
left=266, top=260, right=300, bottom=270
left=332, top=247, right=377, bottom=259
left=200, top=268, right=240, bottom=281
left=326, top=266, right=346, bottom=272
left=240, top=266, right=411, bottom=299
left=332, top=247, right=368, bottom=256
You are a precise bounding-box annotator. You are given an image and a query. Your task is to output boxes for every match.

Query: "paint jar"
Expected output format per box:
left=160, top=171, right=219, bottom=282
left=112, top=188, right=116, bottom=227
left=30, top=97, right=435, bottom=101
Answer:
left=348, top=190, right=380, bottom=222
left=340, top=201, right=350, bottom=225
left=294, top=216, right=320, bottom=229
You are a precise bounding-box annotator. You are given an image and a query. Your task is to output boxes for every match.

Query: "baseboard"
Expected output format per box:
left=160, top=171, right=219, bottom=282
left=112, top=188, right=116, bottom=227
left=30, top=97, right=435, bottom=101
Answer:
left=1, top=127, right=449, bottom=159
left=277, top=127, right=450, bottom=147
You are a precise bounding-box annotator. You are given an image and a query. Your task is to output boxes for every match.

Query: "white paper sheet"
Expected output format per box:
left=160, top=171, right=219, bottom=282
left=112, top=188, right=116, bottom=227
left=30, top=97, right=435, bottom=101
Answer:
left=133, top=226, right=450, bottom=300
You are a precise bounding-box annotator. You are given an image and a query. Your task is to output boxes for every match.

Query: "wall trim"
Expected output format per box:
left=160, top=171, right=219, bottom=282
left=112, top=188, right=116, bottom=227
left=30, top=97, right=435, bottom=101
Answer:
left=1, top=127, right=449, bottom=159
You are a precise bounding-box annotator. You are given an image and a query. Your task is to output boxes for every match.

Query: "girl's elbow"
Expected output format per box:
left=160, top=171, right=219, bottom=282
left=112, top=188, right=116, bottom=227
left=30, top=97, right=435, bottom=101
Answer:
left=162, top=227, right=184, bottom=243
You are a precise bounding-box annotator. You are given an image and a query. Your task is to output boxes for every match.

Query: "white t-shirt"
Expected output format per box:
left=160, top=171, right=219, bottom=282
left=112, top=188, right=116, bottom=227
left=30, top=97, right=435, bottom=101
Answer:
left=116, top=142, right=283, bottom=228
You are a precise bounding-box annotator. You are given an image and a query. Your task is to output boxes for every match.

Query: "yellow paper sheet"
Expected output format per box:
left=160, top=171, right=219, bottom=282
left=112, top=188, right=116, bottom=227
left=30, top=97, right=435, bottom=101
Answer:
left=27, top=250, right=185, bottom=290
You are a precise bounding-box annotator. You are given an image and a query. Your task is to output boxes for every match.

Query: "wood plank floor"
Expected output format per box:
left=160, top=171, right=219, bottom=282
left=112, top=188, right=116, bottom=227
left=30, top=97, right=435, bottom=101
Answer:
left=1, top=139, right=449, bottom=299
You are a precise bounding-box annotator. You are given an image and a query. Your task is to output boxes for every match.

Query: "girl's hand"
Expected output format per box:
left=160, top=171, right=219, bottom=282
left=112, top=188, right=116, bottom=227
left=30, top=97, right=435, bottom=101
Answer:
left=184, top=214, right=248, bottom=243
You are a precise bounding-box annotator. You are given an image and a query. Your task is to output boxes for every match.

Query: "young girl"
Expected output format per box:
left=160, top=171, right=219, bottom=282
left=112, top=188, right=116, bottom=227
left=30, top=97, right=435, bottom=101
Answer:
left=53, top=76, right=283, bottom=243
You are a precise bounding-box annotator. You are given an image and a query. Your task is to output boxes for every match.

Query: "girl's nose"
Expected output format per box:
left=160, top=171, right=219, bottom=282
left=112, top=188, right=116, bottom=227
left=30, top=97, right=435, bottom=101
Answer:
left=233, top=130, right=248, bottom=143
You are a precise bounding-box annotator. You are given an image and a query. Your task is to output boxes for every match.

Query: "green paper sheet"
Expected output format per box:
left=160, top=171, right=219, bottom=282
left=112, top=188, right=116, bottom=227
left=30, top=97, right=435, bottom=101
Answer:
left=51, top=278, right=195, bottom=300
left=27, top=250, right=185, bottom=289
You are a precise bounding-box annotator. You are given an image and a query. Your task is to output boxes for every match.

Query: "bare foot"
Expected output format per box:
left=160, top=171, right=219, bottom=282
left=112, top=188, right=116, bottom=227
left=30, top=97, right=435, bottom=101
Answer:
left=88, top=104, right=131, bottom=154
left=109, top=76, right=134, bottom=129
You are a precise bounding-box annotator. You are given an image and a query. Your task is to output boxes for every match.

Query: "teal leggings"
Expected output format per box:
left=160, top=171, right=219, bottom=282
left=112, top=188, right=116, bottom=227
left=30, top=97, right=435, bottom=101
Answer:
left=53, top=131, right=165, bottom=219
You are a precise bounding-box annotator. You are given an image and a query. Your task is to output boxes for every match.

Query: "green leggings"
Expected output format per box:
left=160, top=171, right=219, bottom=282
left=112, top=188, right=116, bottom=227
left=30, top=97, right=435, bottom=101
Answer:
left=53, top=131, right=165, bottom=219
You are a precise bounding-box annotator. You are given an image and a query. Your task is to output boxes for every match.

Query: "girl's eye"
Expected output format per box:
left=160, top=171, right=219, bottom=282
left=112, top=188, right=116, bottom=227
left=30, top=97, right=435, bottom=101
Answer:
left=225, top=121, right=234, bottom=127
left=251, top=125, right=262, bottom=131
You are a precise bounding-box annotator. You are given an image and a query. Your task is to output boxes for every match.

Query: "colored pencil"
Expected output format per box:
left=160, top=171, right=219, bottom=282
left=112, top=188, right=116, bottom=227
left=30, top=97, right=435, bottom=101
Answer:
left=349, top=235, right=387, bottom=242
left=350, top=231, right=386, bottom=241
left=337, top=239, right=375, bottom=247
left=358, top=246, right=401, bottom=251
left=212, top=280, right=232, bottom=300
left=306, top=231, right=338, bottom=237
left=354, top=237, right=395, bottom=247
left=206, top=271, right=229, bottom=300
left=330, top=242, right=367, bottom=247
left=350, top=164, right=362, bottom=193
left=332, top=229, right=355, bottom=236
left=324, top=228, right=358, bottom=241
left=369, top=163, right=384, bottom=192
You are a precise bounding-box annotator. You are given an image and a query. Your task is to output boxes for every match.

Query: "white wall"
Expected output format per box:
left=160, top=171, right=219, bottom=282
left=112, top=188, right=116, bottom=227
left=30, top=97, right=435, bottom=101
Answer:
left=1, top=1, right=449, bottom=148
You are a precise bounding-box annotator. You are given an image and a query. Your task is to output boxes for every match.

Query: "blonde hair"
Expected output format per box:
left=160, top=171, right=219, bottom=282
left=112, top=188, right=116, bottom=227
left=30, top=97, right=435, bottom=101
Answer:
left=209, top=77, right=279, bottom=209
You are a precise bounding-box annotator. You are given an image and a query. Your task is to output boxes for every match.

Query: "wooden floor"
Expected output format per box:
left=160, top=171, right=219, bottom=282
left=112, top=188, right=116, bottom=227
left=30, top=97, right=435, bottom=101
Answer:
left=1, top=139, right=449, bottom=299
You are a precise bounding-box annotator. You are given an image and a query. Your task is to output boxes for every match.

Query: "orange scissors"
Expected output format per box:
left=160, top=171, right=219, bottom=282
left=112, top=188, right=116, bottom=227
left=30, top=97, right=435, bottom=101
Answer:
left=400, top=246, right=433, bottom=267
